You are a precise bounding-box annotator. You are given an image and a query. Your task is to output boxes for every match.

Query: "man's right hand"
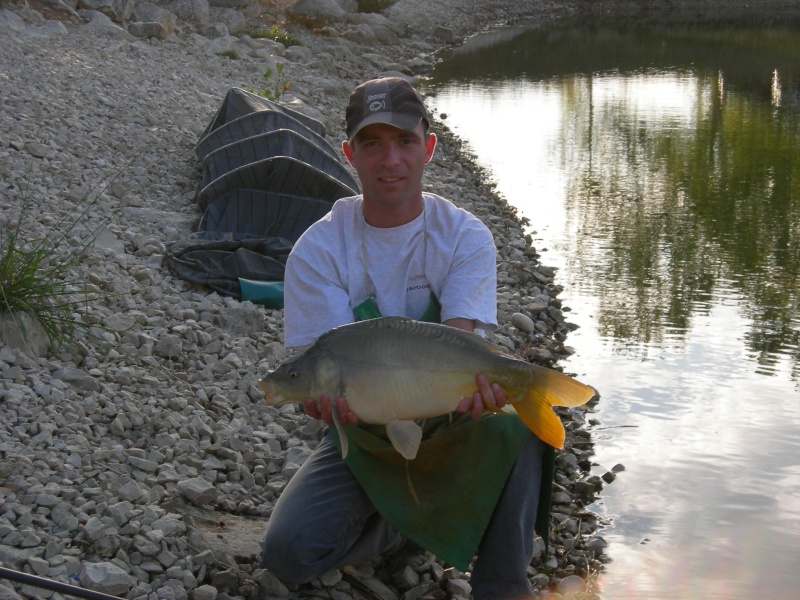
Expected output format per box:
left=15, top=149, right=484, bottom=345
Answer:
left=304, top=395, right=360, bottom=426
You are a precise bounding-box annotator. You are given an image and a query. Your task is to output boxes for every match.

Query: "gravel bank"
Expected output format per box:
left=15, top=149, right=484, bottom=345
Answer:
left=0, top=1, right=615, bottom=599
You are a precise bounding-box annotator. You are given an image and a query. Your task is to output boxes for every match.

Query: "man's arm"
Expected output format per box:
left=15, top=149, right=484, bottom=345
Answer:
left=442, top=317, right=476, bottom=332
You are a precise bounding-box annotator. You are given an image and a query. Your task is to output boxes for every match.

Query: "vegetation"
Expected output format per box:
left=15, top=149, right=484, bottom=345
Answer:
left=249, top=25, right=301, bottom=47
left=258, top=62, right=290, bottom=101
left=216, top=49, right=240, bottom=60
left=0, top=181, right=115, bottom=352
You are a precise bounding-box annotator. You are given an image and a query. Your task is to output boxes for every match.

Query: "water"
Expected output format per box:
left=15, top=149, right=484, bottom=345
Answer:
left=426, top=24, right=800, bottom=599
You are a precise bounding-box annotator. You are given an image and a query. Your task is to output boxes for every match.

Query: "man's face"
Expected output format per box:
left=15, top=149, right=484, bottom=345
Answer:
left=343, top=122, right=437, bottom=218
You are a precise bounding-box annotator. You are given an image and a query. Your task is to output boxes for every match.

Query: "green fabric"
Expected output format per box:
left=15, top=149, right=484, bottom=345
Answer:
left=339, top=291, right=552, bottom=570
left=418, top=291, right=442, bottom=323
left=330, top=412, right=531, bottom=570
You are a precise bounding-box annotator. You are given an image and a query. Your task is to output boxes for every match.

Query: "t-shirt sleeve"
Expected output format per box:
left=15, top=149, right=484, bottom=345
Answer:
left=283, top=243, right=354, bottom=349
left=438, top=220, right=498, bottom=333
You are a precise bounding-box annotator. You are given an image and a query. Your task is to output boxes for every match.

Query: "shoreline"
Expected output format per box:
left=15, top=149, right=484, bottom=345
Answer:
left=2, top=1, right=798, bottom=599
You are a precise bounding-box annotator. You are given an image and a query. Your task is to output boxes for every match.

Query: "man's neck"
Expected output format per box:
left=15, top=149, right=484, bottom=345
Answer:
left=362, top=195, right=424, bottom=228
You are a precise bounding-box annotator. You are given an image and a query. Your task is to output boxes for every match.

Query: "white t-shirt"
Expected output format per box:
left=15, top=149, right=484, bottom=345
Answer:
left=283, top=193, right=498, bottom=348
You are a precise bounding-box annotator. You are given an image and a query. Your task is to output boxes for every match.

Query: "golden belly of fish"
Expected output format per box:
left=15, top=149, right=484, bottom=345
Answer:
left=259, top=317, right=595, bottom=459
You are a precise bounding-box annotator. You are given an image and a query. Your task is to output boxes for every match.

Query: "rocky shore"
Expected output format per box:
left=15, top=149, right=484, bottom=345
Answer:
left=0, top=1, right=635, bottom=599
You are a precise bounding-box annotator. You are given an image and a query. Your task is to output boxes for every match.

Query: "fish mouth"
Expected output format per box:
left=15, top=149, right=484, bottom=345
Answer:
left=258, top=378, right=284, bottom=406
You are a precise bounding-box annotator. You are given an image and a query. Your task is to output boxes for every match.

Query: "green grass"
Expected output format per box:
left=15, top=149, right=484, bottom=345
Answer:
left=0, top=178, right=117, bottom=352
left=248, top=25, right=302, bottom=47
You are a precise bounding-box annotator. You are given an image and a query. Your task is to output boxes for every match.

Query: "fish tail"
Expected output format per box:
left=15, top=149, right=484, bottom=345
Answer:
left=510, top=391, right=567, bottom=449
left=511, top=366, right=596, bottom=449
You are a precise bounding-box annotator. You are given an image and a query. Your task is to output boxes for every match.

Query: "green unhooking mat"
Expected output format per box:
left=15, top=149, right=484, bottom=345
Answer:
left=331, top=411, right=535, bottom=571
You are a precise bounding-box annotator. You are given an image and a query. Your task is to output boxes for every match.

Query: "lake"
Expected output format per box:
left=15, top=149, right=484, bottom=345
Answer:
left=425, top=23, right=800, bottom=599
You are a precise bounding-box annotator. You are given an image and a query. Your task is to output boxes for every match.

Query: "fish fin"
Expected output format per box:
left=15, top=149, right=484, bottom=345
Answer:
left=528, top=364, right=596, bottom=408
left=405, top=461, right=420, bottom=505
left=386, top=421, right=423, bottom=460
left=481, top=402, right=506, bottom=414
left=513, top=367, right=596, bottom=449
left=510, top=394, right=567, bottom=449
left=331, top=407, right=349, bottom=459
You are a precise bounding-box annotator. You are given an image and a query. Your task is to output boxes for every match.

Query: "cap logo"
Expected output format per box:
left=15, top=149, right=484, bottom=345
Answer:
left=346, top=78, right=429, bottom=140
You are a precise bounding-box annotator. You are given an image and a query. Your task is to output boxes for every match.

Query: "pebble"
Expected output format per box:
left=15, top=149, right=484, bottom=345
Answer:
left=0, top=1, right=609, bottom=599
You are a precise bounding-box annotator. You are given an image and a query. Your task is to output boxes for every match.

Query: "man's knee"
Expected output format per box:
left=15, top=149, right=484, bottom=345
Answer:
left=258, top=526, right=323, bottom=585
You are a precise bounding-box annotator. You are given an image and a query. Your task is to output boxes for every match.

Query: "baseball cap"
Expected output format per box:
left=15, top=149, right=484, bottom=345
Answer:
left=345, top=77, right=430, bottom=141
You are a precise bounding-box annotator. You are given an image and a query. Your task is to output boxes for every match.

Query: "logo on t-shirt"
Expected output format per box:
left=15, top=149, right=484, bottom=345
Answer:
left=407, top=283, right=430, bottom=292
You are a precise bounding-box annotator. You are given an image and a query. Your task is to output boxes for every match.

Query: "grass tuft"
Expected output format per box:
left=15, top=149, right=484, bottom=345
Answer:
left=0, top=175, right=119, bottom=352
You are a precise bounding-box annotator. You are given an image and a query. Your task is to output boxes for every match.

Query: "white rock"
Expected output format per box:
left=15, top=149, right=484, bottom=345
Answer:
left=177, top=477, right=218, bottom=506
left=79, top=561, right=135, bottom=596
left=510, top=311, right=536, bottom=333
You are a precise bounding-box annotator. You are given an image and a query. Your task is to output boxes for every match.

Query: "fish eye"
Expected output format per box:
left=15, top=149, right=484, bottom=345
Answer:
left=288, top=368, right=299, bottom=379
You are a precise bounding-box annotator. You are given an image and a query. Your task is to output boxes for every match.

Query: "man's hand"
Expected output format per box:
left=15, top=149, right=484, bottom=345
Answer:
left=456, top=374, right=508, bottom=420
left=304, top=395, right=360, bottom=425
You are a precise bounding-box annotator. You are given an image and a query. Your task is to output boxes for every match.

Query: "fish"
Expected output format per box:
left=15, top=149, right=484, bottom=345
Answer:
left=258, top=316, right=595, bottom=460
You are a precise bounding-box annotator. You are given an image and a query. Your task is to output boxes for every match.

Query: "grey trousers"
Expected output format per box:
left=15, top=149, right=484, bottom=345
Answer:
left=258, top=431, right=546, bottom=600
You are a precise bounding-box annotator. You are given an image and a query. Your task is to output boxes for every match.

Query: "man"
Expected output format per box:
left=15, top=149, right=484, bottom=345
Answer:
left=258, top=77, right=546, bottom=600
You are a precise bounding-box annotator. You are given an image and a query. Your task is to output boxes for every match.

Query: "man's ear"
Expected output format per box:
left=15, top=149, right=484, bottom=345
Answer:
left=342, top=139, right=355, bottom=166
left=425, top=132, right=437, bottom=164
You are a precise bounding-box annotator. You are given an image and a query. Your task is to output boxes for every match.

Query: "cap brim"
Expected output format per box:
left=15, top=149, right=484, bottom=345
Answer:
left=348, top=113, right=423, bottom=141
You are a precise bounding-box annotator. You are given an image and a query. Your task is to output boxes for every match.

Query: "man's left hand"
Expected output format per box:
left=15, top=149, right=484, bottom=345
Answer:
left=456, top=374, right=508, bottom=420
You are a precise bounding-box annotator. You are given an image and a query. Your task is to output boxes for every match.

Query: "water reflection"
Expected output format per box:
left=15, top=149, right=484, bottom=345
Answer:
left=562, top=68, right=800, bottom=376
left=428, top=26, right=800, bottom=379
left=426, top=24, right=800, bottom=600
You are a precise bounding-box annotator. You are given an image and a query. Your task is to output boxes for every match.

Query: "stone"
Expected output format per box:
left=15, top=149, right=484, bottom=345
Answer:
left=78, top=0, right=134, bottom=22
left=557, top=574, right=586, bottom=595
left=81, top=9, right=135, bottom=39
left=585, top=536, right=608, bottom=557
left=128, top=21, right=169, bottom=40
left=510, top=312, right=536, bottom=333
left=259, top=569, right=289, bottom=597
left=601, top=470, right=617, bottom=484
left=117, top=480, right=147, bottom=502
left=155, top=333, right=183, bottom=358
left=0, top=312, right=50, bottom=358
left=433, top=25, right=456, bottom=44
left=0, top=583, right=24, bottom=600
left=287, top=0, right=347, bottom=28
left=133, top=1, right=178, bottom=33
left=177, top=477, right=218, bottom=506
left=53, top=367, right=102, bottom=392
left=79, top=561, right=134, bottom=596
left=0, top=9, right=27, bottom=33
left=446, top=578, right=471, bottom=597
left=192, top=584, right=218, bottom=600
left=165, top=0, right=210, bottom=25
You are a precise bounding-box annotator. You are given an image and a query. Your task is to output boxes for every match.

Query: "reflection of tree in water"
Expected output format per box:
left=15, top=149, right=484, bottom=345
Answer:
left=559, top=67, right=800, bottom=375
left=432, top=26, right=800, bottom=107
left=430, top=25, right=800, bottom=375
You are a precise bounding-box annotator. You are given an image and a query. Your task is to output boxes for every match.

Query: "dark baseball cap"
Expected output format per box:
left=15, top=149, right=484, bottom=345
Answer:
left=345, top=77, right=430, bottom=142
